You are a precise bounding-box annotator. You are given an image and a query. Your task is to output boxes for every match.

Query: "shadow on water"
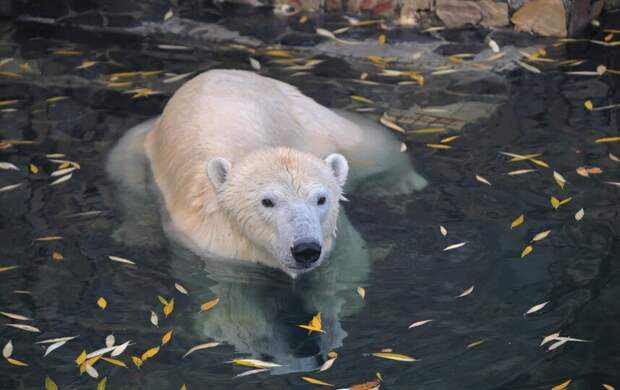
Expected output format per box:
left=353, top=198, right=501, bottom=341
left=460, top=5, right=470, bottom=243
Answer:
left=0, top=11, right=619, bottom=390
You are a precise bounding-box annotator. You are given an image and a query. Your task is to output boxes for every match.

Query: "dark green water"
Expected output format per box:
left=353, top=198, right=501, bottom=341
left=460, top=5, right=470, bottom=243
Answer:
left=0, top=13, right=619, bottom=390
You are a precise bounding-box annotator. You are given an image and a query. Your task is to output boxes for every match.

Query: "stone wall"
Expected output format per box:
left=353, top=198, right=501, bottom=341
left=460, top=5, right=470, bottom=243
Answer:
left=273, top=0, right=617, bottom=36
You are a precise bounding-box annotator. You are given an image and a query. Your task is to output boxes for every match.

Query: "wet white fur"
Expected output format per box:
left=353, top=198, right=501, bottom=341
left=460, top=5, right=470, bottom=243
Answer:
left=110, top=69, right=426, bottom=275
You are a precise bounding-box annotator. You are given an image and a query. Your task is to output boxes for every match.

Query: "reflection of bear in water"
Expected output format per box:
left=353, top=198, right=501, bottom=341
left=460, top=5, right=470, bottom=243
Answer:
left=105, top=69, right=426, bottom=373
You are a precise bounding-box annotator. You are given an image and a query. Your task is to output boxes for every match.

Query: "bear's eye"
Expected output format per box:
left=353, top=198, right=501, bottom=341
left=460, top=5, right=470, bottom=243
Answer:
left=261, top=198, right=275, bottom=208
left=317, top=196, right=326, bottom=206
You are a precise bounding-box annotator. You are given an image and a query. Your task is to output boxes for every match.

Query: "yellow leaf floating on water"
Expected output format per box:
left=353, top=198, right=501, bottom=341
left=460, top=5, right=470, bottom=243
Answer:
left=0, top=265, right=18, bottom=273
left=76, top=60, right=97, bottom=69
left=351, top=95, right=373, bottom=104
left=97, top=377, right=107, bottom=390
left=521, top=245, right=533, bottom=258
left=440, top=135, right=460, bottom=143
left=131, top=356, right=143, bottom=368
left=511, top=214, right=525, bottom=229
left=595, top=136, right=620, bottom=143
left=426, top=144, right=452, bottom=149
left=163, top=298, right=175, bottom=317
left=200, top=297, right=219, bottom=312
left=410, top=127, right=446, bottom=134
left=230, top=358, right=282, bottom=368
left=101, top=357, right=127, bottom=368
left=371, top=352, right=417, bottom=362
left=457, top=285, right=474, bottom=297
left=6, top=357, right=28, bottom=366
left=466, top=339, right=485, bottom=349
left=76, top=350, right=87, bottom=365
left=302, top=376, right=334, bottom=387
left=550, top=196, right=572, bottom=210
left=52, top=251, right=63, bottom=261
left=551, top=379, right=572, bottom=390
left=610, top=152, right=620, bottom=162
left=45, top=376, right=58, bottom=390
left=379, top=115, right=405, bottom=134
left=35, top=236, right=63, bottom=241
left=603, top=385, right=615, bottom=390
left=378, top=34, right=386, bottom=45
left=530, top=158, right=549, bottom=168
left=349, top=378, right=381, bottom=390
left=141, top=346, right=160, bottom=361
left=97, top=297, right=107, bottom=310
left=584, top=100, right=593, bottom=111
left=298, top=312, right=325, bottom=334
left=183, top=342, right=220, bottom=358
left=158, top=296, right=169, bottom=306
left=357, top=287, right=366, bottom=299
left=553, top=171, right=567, bottom=189
left=29, top=164, right=38, bottom=174
left=162, top=330, right=173, bottom=345
left=532, top=230, right=551, bottom=242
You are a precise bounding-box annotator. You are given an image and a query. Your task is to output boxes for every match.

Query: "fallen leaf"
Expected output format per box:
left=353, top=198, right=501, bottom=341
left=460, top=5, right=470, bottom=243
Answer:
left=548, top=339, right=568, bottom=351
left=531, top=230, right=551, bottom=242
left=175, top=283, right=188, bottom=295
left=351, top=95, right=373, bottom=104
left=183, top=342, right=220, bottom=358
left=0, top=311, right=30, bottom=321
left=475, top=175, right=492, bottom=186
left=131, top=356, right=143, bottom=368
left=37, top=336, right=77, bottom=345
left=357, top=287, right=366, bottom=299
left=553, top=171, right=567, bottom=189
left=6, top=357, right=28, bottom=366
left=34, top=236, right=63, bottom=241
left=50, top=173, right=72, bottom=186
left=521, top=245, right=533, bottom=258
left=575, top=208, right=584, bottom=221
left=200, top=297, right=219, bottom=312
left=163, top=298, right=175, bottom=317
left=379, top=115, right=405, bottom=134
left=457, top=285, right=474, bottom=298
left=141, top=346, right=160, bottom=361
left=75, top=350, right=87, bottom=365
left=551, top=379, right=572, bottom=390
left=86, top=346, right=118, bottom=359
left=150, top=311, right=159, bottom=327
left=45, top=376, right=58, bottom=390
left=0, top=162, right=19, bottom=171
left=0, top=183, right=23, bottom=192
left=349, top=378, right=382, bottom=390
left=440, top=135, right=460, bottom=143
left=52, top=251, right=63, bottom=261
left=466, top=339, right=485, bottom=349
left=43, top=340, right=68, bottom=357
left=234, top=368, right=270, bottom=377
left=602, top=385, right=615, bottom=390
left=371, top=352, right=417, bottom=362
left=551, top=196, right=572, bottom=210
left=298, top=313, right=325, bottom=334
left=97, top=377, right=107, bottom=390
left=511, top=214, right=525, bottom=229
left=84, top=363, right=99, bottom=378
left=0, top=265, right=18, bottom=273
left=443, top=242, right=467, bottom=251
left=162, top=330, right=173, bottom=345
left=399, top=142, right=407, bottom=152
left=440, top=225, right=447, bottom=236
left=302, top=376, right=334, bottom=387
left=410, top=127, right=446, bottom=134
left=111, top=341, right=131, bottom=357
left=507, top=169, right=537, bottom=175
left=249, top=57, right=261, bottom=71
left=108, top=256, right=136, bottom=265
left=76, top=60, right=97, bottom=69
left=426, top=143, right=452, bottom=149
left=101, top=357, right=127, bottom=368
left=320, top=356, right=337, bottom=372
left=584, top=100, right=593, bottom=111
left=5, top=324, right=40, bottom=333
left=595, top=136, right=620, bottom=143
left=2, top=340, right=13, bottom=358
left=610, top=152, right=620, bottom=162
left=408, top=319, right=432, bottom=329
left=97, top=297, right=107, bottom=310
left=230, top=358, right=281, bottom=368
left=105, top=335, right=115, bottom=348
left=378, top=34, right=386, bottom=45
left=525, top=301, right=549, bottom=315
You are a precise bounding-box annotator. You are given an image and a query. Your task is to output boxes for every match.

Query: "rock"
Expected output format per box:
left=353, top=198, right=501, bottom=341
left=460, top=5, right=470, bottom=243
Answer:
left=568, top=0, right=591, bottom=36
left=511, top=0, right=567, bottom=37
left=507, top=0, right=530, bottom=11
left=478, top=0, right=509, bottom=27
left=590, top=0, right=604, bottom=19
left=401, top=0, right=432, bottom=10
left=435, top=0, right=482, bottom=28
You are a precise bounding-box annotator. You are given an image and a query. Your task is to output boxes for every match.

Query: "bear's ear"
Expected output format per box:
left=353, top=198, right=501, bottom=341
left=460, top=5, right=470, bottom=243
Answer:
left=324, top=153, right=348, bottom=187
left=206, top=157, right=232, bottom=191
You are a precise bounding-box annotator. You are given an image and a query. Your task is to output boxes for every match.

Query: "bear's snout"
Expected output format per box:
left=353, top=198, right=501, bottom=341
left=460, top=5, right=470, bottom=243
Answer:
left=291, top=241, right=322, bottom=265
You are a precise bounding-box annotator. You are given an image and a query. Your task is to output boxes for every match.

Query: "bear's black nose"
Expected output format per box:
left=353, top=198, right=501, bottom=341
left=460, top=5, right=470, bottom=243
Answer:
left=291, top=242, right=321, bottom=265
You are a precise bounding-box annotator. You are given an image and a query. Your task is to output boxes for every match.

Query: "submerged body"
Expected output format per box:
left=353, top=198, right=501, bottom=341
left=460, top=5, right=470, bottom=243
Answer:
left=108, top=69, right=426, bottom=276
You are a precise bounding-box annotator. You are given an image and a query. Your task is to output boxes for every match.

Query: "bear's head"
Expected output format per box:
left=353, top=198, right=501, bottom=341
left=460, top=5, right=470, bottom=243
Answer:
left=206, top=147, right=348, bottom=277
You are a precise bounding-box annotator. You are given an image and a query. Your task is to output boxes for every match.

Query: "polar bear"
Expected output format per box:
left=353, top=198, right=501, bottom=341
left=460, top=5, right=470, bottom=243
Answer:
left=107, top=69, right=426, bottom=277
